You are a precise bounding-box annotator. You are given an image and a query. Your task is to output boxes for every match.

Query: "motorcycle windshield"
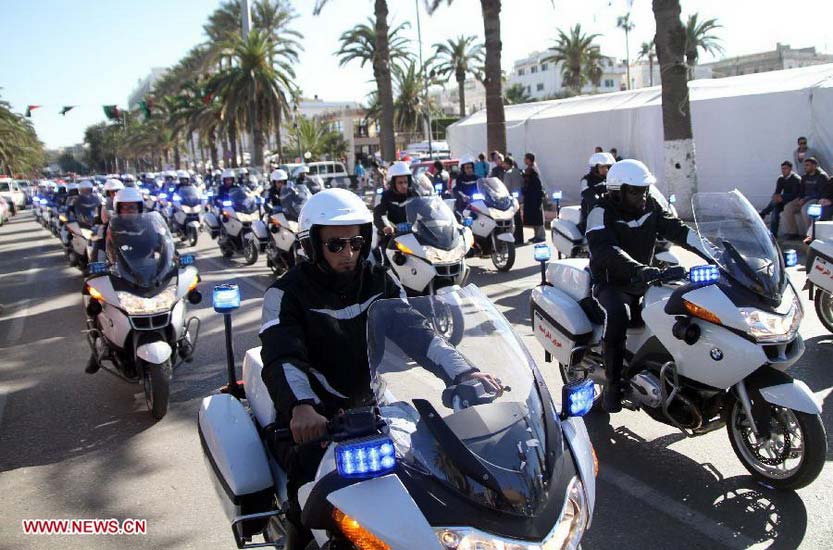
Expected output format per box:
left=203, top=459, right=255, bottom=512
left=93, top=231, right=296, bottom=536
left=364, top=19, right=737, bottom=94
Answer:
left=230, top=188, right=257, bottom=214
left=107, top=212, right=176, bottom=289
left=73, top=195, right=100, bottom=227
left=367, top=286, right=560, bottom=517
left=692, top=190, right=785, bottom=301
left=405, top=196, right=460, bottom=251
left=477, top=177, right=513, bottom=210
left=280, top=184, right=311, bottom=220
left=176, top=186, right=202, bottom=206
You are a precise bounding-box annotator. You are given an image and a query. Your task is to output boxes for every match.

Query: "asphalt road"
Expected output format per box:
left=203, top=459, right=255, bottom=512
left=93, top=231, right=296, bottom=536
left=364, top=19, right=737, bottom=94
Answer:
left=0, top=209, right=831, bottom=549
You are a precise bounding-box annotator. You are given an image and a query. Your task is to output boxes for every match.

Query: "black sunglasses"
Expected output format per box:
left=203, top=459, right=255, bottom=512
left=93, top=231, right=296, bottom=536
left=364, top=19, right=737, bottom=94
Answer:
left=324, top=236, right=365, bottom=253
left=624, top=186, right=649, bottom=196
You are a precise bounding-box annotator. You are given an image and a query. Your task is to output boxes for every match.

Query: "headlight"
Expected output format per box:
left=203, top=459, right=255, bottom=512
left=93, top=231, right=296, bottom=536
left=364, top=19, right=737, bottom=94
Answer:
left=434, top=477, right=588, bottom=550
left=117, top=287, right=177, bottom=315
left=739, top=292, right=802, bottom=343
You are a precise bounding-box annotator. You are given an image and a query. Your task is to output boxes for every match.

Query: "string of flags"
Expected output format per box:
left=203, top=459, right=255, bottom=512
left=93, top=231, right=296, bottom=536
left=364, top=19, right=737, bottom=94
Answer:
left=23, top=102, right=155, bottom=120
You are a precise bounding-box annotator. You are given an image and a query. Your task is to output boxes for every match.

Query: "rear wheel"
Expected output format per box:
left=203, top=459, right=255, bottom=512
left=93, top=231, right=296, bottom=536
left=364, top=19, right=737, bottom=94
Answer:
left=814, top=289, right=833, bottom=333
left=491, top=239, right=516, bottom=272
left=142, top=359, right=172, bottom=420
left=245, top=239, right=259, bottom=265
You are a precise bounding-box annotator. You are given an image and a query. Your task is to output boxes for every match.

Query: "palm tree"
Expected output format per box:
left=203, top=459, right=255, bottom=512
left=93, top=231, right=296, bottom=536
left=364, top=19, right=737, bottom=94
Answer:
left=543, top=24, right=604, bottom=95
left=430, top=35, right=484, bottom=117
left=392, top=61, right=436, bottom=134
left=288, top=117, right=348, bottom=159
left=0, top=94, right=45, bottom=177
left=653, top=0, right=697, bottom=217
left=684, top=13, right=723, bottom=80
left=637, top=40, right=656, bottom=86
left=617, top=13, right=635, bottom=90
left=503, top=83, right=532, bottom=105
left=425, top=0, right=509, bottom=155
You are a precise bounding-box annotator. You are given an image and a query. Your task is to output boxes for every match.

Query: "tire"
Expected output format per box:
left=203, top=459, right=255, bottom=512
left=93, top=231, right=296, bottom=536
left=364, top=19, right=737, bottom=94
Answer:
left=558, top=362, right=603, bottom=411
left=727, top=399, right=827, bottom=490
left=814, top=289, right=833, bottom=333
left=142, top=359, right=172, bottom=420
left=245, top=239, right=259, bottom=265
left=491, top=239, right=516, bottom=272
left=187, top=226, right=198, bottom=247
left=431, top=300, right=465, bottom=346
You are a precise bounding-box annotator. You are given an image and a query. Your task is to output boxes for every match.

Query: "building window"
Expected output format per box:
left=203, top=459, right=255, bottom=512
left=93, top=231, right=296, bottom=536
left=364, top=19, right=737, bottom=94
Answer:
left=536, top=83, right=544, bottom=91
left=541, top=63, right=548, bottom=71
left=531, top=66, right=538, bottom=74
left=604, top=79, right=614, bottom=88
left=526, top=86, right=531, bottom=94
left=518, top=68, right=525, bottom=76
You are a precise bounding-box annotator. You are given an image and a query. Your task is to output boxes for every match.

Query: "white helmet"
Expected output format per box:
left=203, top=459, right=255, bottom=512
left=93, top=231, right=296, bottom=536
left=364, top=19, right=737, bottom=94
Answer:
left=588, top=152, right=616, bottom=168
left=103, top=178, right=124, bottom=193
left=78, top=180, right=94, bottom=191
left=387, top=161, right=411, bottom=180
left=221, top=168, right=235, bottom=181
left=176, top=169, right=190, bottom=180
left=459, top=155, right=476, bottom=168
left=270, top=169, right=288, bottom=182
left=606, top=159, right=656, bottom=191
left=113, top=187, right=144, bottom=213
left=292, top=165, right=310, bottom=178
left=67, top=183, right=79, bottom=192
left=298, top=188, right=373, bottom=263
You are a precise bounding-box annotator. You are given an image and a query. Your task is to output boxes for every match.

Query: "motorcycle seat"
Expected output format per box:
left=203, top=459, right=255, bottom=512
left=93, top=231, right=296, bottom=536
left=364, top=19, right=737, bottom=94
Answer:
left=559, top=205, right=582, bottom=225
left=242, top=347, right=277, bottom=428
left=546, top=258, right=592, bottom=302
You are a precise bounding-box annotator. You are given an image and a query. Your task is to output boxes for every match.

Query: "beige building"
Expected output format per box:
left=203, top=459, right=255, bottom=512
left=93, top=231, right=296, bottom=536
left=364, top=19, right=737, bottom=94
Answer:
left=701, top=43, right=833, bottom=78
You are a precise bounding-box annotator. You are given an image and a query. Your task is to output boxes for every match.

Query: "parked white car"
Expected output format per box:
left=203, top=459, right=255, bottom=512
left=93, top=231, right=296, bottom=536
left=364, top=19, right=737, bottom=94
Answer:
left=0, top=178, right=26, bottom=214
left=0, top=196, right=10, bottom=225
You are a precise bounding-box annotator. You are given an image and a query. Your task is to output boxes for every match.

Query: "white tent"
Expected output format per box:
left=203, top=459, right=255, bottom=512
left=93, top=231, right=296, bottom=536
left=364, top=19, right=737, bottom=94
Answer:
left=447, top=63, right=833, bottom=207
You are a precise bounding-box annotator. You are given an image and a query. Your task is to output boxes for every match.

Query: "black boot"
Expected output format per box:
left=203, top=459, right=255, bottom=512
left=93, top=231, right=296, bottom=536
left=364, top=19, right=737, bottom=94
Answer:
left=85, top=353, right=100, bottom=374
left=602, top=343, right=624, bottom=413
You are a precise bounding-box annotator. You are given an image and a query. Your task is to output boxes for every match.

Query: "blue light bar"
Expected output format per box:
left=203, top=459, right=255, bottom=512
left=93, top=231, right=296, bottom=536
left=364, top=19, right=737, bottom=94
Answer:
left=472, top=192, right=485, bottom=201
left=376, top=188, right=383, bottom=195
left=807, top=204, right=822, bottom=218
left=396, top=222, right=412, bottom=233
left=562, top=379, right=595, bottom=417
left=172, top=193, right=182, bottom=202
left=552, top=190, right=563, bottom=201
left=159, top=193, right=168, bottom=199
left=512, top=191, right=519, bottom=198
left=179, top=254, right=195, bottom=266
left=434, top=183, right=444, bottom=192
left=212, top=283, right=240, bottom=313
left=689, top=265, right=720, bottom=285
left=335, top=436, right=396, bottom=479
left=534, top=243, right=551, bottom=262
left=784, top=249, right=798, bottom=267
left=669, top=194, right=677, bottom=204
left=87, top=261, right=108, bottom=275
left=463, top=217, right=474, bottom=227
left=222, top=200, right=233, bottom=207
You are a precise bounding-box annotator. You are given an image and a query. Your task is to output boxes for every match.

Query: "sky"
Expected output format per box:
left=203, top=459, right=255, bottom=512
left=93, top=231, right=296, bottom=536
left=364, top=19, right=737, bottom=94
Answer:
left=2, top=0, right=831, bottom=149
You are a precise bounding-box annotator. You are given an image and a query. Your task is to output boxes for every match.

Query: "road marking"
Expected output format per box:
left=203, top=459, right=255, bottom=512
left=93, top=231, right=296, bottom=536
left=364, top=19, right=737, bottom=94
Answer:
left=0, top=391, right=7, bottom=430
left=599, top=465, right=757, bottom=549
left=2, top=229, right=47, bottom=346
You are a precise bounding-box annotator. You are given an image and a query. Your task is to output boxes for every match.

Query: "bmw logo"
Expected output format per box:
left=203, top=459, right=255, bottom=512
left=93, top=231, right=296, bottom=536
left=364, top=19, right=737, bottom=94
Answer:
left=710, top=348, right=723, bottom=361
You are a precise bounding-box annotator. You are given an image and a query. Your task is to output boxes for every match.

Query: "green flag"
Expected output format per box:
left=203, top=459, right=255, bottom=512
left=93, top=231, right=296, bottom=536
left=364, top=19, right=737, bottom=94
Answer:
left=138, top=100, right=152, bottom=120
left=103, top=105, right=121, bottom=120
left=59, top=106, right=76, bottom=116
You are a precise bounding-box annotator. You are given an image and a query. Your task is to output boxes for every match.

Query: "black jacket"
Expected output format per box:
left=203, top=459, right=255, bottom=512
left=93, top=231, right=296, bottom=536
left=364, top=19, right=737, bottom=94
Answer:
left=521, top=169, right=544, bottom=226
left=259, top=261, right=474, bottom=424
left=373, top=189, right=410, bottom=231
left=774, top=172, right=802, bottom=198
left=801, top=169, right=831, bottom=200
left=586, top=195, right=694, bottom=286
left=264, top=185, right=283, bottom=211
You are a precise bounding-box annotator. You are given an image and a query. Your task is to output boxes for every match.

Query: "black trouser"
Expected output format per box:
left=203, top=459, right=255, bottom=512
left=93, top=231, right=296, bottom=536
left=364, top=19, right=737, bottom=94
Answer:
left=513, top=211, right=524, bottom=244
left=594, top=284, right=643, bottom=384
left=271, top=437, right=328, bottom=539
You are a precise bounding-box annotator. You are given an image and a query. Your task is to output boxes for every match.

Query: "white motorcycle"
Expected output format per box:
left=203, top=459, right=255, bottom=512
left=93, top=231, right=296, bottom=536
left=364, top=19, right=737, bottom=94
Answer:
left=170, top=186, right=204, bottom=247
left=461, top=177, right=519, bottom=272
left=531, top=190, right=826, bottom=490
left=265, top=184, right=310, bottom=276
left=198, top=284, right=596, bottom=549
left=64, top=194, right=101, bottom=269
left=83, top=212, right=202, bottom=419
left=210, top=189, right=269, bottom=265
left=804, top=211, right=833, bottom=333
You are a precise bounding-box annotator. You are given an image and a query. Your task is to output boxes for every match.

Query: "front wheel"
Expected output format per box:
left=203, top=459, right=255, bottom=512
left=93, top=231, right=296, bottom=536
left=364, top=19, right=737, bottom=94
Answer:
left=142, top=359, right=172, bottom=420
left=187, top=226, right=199, bottom=247
left=814, top=289, right=833, bottom=333
left=727, top=399, right=827, bottom=490
left=244, top=239, right=259, bottom=265
left=491, top=239, right=516, bottom=272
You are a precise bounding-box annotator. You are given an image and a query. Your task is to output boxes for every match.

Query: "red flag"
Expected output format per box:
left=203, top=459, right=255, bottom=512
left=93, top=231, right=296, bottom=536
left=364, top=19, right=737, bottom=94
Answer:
left=25, top=105, right=41, bottom=117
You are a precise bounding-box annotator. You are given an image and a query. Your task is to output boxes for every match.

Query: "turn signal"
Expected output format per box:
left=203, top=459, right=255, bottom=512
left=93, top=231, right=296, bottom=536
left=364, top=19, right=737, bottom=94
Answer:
left=395, top=241, right=414, bottom=256
left=187, top=274, right=200, bottom=292
left=87, top=285, right=104, bottom=302
left=332, top=508, right=389, bottom=550
left=684, top=300, right=721, bottom=325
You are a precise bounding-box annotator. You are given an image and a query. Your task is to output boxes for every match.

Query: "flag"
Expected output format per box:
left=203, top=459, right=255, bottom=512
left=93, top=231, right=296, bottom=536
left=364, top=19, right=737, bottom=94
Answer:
left=25, top=105, right=41, bottom=117
left=138, top=100, right=152, bottom=120
left=59, top=106, right=76, bottom=116
left=103, top=105, right=121, bottom=120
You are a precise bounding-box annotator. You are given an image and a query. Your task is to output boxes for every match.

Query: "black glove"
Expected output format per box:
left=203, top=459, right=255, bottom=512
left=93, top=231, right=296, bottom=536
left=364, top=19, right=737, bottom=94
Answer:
left=637, top=266, right=662, bottom=284
left=661, top=265, right=687, bottom=282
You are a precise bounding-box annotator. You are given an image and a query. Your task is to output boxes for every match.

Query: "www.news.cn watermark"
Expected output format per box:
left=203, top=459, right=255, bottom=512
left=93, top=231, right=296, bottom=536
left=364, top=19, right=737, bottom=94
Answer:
left=22, top=518, right=147, bottom=535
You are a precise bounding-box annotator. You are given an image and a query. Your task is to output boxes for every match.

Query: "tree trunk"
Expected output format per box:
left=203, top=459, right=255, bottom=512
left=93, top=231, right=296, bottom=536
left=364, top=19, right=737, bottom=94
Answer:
left=209, top=130, right=219, bottom=169
left=252, top=102, right=265, bottom=169
left=480, top=0, right=507, bottom=155
left=456, top=71, right=466, bottom=117
left=373, top=0, right=396, bottom=162
left=189, top=131, right=197, bottom=169
left=624, top=29, right=631, bottom=90
left=653, top=0, right=697, bottom=218
left=275, top=109, right=283, bottom=161
left=649, top=54, right=654, bottom=86
left=229, top=120, right=239, bottom=168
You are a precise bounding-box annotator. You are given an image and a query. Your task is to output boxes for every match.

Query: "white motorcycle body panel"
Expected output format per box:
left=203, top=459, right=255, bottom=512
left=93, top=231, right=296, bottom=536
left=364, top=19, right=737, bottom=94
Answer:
left=551, top=219, right=586, bottom=257
left=252, top=219, right=268, bottom=240
left=198, top=394, right=275, bottom=522
left=759, top=380, right=821, bottom=414
left=175, top=266, right=198, bottom=299
left=546, top=259, right=592, bottom=302
left=814, top=220, right=833, bottom=241
left=655, top=249, right=680, bottom=266
left=561, top=417, right=596, bottom=520
left=560, top=205, right=582, bottom=225
left=326, top=475, right=444, bottom=550
left=171, top=300, right=186, bottom=340
left=203, top=211, right=220, bottom=230
left=174, top=209, right=186, bottom=226
left=678, top=284, right=749, bottom=334
left=470, top=211, right=495, bottom=238
left=388, top=253, right=436, bottom=294
left=136, top=340, right=172, bottom=364
left=531, top=285, right=595, bottom=366
left=186, top=219, right=201, bottom=230
left=808, top=241, right=833, bottom=292
left=224, top=213, right=243, bottom=237
left=98, top=303, right=131, bottom=349
left=71, top=233, right=88, bottom=256
left=241, top=346, right=277, bottom=428
left=496, top=232, right=515, bottom=243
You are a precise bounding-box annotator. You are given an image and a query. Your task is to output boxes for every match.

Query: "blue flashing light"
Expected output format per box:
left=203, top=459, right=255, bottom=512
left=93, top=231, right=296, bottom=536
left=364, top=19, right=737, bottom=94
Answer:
left=396, top=222, right=412, bottom=233
left=206, top=192, right=214, bottom=198
left=87, top=261, right=108, bottom=275
left=159, top=193, right=168, bottom=199
left=472, top=192, right=485, bottom=201
left=534, top=243, right=552, bottom=262
left=784, top=249, right=798, bottom=267
left=463, top=217, right=474, bottom=227
left=807, top=204, right=822, bottom=219
left=222, top=200, right=233, bottom=207
left=512, top=191, right=520, bottom=198
left=669, top=194, right=677, bottom=204
left=172, top=193, right=182, bottom=202
left=168, top=187, right=175, bottom=193
left=563, top=379, right=595, bottom=417
left=179, top=254, right=195, bottom=267
left=434, top=183, right=444, bottom=192
left=335, top=436, right=397, bottom=479
left=552, top=190, right=563, bottom=201
left=376, top=188, right=383, bottom=195
left=689, top=265, right=720, bottom=285
left=212, top=283, right=240, bottom=313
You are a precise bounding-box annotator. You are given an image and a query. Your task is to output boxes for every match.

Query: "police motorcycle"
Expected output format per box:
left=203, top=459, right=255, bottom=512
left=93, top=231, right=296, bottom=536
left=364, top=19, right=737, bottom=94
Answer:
left=198, top=284, right=596, bottom=549
left=460, top=177, right=519, bottom=272
left=64, top=189, right=102, bottom=269
left=803, top=205, right=833, bottom=333
left=531, top=190, right=826, bottom=490
left=265, top=184, right=309, bottom=276
left=83, top=211, right=202, bottom=420
left=169, top=186, right=204, bottom=247
left=215, top=188, right=269, bottom=265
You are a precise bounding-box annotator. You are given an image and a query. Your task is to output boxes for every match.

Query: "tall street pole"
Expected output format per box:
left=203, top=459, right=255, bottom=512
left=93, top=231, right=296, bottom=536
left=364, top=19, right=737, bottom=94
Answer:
left=415, top=0, right=433, bottom=158
left=241, top=0, right=256, bottom=167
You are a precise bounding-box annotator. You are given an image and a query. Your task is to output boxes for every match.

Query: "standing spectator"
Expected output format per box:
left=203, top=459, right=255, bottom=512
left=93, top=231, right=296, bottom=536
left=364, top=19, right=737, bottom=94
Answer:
left=489, top=152, right=505, bottom=179
left=794, top=137, right=824, bottom=176
left=610, top=148, right=623, bottom=162
left=474, top=153, right=490, bottom=179
left=354, top=161, right=366, bottom=189
left=501, top=156, right=525, bottom=244
left=522, top=152, right=545, bottom=243
left=759, top=161, right=803, bottom=238
left=489, top=150, right=501, bottom=172
left=799, top=157, right=830, bottom=235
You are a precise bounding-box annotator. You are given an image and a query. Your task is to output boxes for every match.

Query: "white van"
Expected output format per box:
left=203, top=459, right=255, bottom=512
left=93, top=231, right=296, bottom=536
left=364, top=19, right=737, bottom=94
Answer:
left=306, top=161, right=348, bottom=180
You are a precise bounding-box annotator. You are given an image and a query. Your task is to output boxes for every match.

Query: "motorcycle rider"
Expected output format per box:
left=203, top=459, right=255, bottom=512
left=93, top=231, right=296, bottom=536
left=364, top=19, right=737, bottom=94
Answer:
left=90, top=179, right=125, bottom=262
left=452, top=155, right=479, bottom=212
left=586, top=159, right=711, bottom=413
left=264, top=169, right=290, bottom=214
left=373, top=161, right=414, bottom=241
left=258, top=188, right=501, bottom=547
left=579, top=152, right=616, bottom=233
left=174, top=169, right=192, bottom=192
left=214, top=169, right=239, bottom=206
